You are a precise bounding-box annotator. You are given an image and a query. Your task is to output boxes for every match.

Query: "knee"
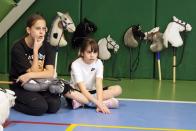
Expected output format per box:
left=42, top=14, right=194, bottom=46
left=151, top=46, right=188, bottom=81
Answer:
left=30, top=98, right=60, bottom=115
left=34, top=103, right=48, bottom=115
left=28, top=98, right=49, bottom=115
left=116, top=85, right=122, bottom=95
left=47, top=98, right=61, bottom=113
left=111, top=85, right=122, bottom=97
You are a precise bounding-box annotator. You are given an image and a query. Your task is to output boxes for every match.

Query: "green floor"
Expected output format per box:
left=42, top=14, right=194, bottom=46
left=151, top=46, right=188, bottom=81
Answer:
left=1, top=74, right=196, bottom=102
left=114, top=78, right=196, bottom=102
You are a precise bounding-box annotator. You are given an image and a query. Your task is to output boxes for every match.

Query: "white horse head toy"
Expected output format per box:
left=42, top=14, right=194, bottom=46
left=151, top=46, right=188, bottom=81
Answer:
left=0, top=88, right=16, bottom=131
left=48, top=11, right=76, bottom=47
left=163, top=16, right=192, bottom=48
left=98, top=35, right=119, bottom=60
left=144, top=27, right=164, bottom=52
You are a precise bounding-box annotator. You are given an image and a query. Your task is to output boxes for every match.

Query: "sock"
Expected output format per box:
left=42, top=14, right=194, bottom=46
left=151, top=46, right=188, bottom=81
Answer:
left=103, top=98, right=119, bottom=108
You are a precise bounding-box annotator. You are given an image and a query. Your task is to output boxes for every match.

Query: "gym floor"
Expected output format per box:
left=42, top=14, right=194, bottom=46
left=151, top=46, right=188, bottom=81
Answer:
left=1, top=74, right=196, bottom=131
left=5, top=99, right=196, bottom=131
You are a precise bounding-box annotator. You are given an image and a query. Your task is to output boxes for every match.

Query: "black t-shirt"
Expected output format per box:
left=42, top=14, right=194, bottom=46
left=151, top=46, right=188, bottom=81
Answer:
left=9, top=37, right=56, bottom=82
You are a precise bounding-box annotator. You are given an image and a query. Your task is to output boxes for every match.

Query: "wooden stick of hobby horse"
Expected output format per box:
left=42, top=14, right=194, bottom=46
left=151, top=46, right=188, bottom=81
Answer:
left=156, top=52, right=162, bottom=81
left=173, top=47, right=176, bottom=83
left=0, top=81, right=14, bottom=84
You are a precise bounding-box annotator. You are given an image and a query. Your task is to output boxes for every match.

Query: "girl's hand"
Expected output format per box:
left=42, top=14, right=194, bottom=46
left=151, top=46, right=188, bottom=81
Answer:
left=16, top=73, right=31, bottom=86
left=96, top=102, right=111, bottom=114
left=33, top=36, right=44, bottom=50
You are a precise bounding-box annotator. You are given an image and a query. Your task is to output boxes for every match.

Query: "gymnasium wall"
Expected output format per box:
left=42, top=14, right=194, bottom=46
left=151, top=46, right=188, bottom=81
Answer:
left=0, top=0, right=195, bottom=80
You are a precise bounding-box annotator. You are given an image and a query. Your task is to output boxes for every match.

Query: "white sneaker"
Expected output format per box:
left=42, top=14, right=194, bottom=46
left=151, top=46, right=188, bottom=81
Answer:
left=72, top=100, right=83, bottom=109
left=103, top=98, right=119, bottom=108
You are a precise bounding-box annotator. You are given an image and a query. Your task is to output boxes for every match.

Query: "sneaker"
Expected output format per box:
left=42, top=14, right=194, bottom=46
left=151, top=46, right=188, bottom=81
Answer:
left=72, top=100, right=83, bottom=109
left=103, top=98, right=119, bottom=108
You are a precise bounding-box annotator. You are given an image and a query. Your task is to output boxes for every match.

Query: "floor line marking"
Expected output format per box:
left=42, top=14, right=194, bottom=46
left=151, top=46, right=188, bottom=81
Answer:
left=7, top=120, right=70, bottom=126
left=7, top=120, right=196, bottom=131
left=66, top=124, right=78, bottom=131
left=118, top=98, right=196, bottom=104
left=65, top=123, right=196, bottom=131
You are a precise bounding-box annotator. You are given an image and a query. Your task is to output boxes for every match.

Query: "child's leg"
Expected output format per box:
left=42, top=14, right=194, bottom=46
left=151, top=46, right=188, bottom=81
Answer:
left=64, top=85, right=122, bottom=109
left=100, top=85, right=121, bottom=109
left=102, top=85, right=122, bottom=100
left=64, top=91, right=89, bottom=109
left=65, top=91, right=97, bottom=109
left=64, top=90, right=89, bottom=104
left=84, top=85, right=122, bottom=108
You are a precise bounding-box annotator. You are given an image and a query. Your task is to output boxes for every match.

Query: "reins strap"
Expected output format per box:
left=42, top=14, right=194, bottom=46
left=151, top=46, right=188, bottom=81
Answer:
left=105, top=38, right=118, bottom=51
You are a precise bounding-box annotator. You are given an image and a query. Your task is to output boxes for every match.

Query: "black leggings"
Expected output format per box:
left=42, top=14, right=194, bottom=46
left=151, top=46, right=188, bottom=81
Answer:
left=11, top=87, right=61, bottom=116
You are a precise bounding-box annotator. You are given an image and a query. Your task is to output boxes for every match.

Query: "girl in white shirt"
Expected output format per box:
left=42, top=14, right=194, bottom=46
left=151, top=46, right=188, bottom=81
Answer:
left=64, top=38, right=122, bottom=114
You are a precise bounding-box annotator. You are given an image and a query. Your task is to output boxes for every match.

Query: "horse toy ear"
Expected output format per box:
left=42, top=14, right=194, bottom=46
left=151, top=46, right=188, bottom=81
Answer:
left=57, top=12, right=64, bottom=18
left=173, top=16, right=183, bottom=27
left=173, top=16, right=177, bottom=21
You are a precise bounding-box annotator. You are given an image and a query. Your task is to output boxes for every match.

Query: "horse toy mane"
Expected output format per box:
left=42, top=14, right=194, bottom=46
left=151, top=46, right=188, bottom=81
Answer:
left=98, top=35, right=119, bottom=60
left=124, top=24, right=145, bottom=48
left=144, top=27, right=164, bottom=52
left=47, top=11, right=75, bottom=47
left=71, top=18, right=97, bottom=49
left=163, top=16, right=192, bottom=48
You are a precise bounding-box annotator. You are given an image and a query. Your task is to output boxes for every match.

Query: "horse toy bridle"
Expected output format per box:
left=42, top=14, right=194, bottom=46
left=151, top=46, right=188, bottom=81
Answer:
left=59, top=17, right=74, bottom=32
left=105, top=37, right=119, bottom=52
left=173, top=20, right=187, bottom=32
